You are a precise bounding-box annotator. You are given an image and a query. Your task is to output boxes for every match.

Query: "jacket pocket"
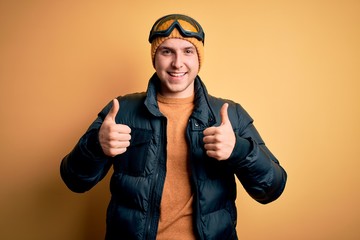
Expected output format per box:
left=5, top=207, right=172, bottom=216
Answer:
left=201, top=208, right=235, bottom=240
left=113, top=128, right=152, bottom=176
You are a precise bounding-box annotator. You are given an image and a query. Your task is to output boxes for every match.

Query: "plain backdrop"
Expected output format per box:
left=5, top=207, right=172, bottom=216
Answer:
left=1, top=0, right=359, bottom=239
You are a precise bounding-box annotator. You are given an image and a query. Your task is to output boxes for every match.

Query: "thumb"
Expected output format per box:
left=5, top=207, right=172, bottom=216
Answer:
left=106, top=98, right=120, bottom=122
left=220, top=103, right=230, bottom=125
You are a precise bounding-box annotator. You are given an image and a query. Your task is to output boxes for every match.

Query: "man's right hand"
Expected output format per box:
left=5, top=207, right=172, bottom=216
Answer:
left=99, top=99, right=131, bottom=157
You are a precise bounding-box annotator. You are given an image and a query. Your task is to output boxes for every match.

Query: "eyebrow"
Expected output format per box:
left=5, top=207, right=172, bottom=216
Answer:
left=158, top=45, right=196, bottom=51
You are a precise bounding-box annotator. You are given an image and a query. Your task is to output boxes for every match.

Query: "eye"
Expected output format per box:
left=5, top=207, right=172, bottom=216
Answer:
left=160, top=48, right=172, bottom=55
left=184, top=48, right=195, bottom=55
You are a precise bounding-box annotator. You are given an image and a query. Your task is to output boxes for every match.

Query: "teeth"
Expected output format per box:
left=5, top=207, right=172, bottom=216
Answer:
left=169, top=72, right=185, bottom=77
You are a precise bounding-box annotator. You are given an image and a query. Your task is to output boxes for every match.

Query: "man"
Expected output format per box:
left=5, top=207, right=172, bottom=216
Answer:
left=60, top=14, right=287, bottom=240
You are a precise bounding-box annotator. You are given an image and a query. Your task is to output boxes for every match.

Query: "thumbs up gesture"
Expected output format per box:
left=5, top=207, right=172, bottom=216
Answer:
left=203, top=103, right=236, bottom=161
left=99, top=99, right=131, bottom=157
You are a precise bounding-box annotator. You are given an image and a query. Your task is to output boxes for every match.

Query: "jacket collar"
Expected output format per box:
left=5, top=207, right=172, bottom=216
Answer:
left=144, top=73, right=216, bottom=127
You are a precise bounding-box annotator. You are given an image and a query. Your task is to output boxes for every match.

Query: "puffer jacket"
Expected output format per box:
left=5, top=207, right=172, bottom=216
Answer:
left=60, top=73, right=287, bottom=240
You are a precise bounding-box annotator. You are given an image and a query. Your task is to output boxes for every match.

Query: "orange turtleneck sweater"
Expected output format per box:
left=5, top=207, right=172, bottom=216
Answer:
left=156, top=94, right=196, bottom=240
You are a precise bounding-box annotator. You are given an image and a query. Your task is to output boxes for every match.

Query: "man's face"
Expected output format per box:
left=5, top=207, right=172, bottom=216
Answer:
left=154, top=38, right=199, bottom=98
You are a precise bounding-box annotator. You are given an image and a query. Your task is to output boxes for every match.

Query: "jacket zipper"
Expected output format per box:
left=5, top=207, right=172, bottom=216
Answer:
left=187, top=119, right=205, bottom=240
left=144, top=117, right=167, bottom=240
left=145, top=171, right=159, bottom=240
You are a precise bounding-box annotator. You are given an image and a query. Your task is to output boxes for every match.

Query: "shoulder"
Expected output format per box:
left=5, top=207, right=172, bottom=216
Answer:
left=116, top=92, right=148, bottom=117
left=208, top=95, right=253, bottom=127
left=117, top=92, right=147, bottom=106
left=98, top=92, right=147, bottom=121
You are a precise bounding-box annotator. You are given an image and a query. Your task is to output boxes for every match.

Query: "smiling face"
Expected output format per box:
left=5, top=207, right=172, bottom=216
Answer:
left=154, top=38, right=199, bottom=98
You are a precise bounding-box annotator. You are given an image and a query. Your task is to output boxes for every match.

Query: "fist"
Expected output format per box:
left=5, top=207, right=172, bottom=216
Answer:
left=99, top=99, right=131, bottom=157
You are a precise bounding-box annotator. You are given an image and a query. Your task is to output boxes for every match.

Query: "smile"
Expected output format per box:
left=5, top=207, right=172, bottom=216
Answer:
left=168, top=72, right=186, bottom=77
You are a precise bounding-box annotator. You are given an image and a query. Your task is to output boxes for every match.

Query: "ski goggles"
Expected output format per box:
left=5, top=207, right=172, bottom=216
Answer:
left=148, top=14, right=205, bottom=44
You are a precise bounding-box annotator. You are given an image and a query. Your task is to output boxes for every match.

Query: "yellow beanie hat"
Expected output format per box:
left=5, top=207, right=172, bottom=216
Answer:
left=150, top=18, right=204, bottom=70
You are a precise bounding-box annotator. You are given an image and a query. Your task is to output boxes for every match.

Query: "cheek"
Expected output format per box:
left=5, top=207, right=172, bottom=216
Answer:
left=188, top=55, right=199, bottom=70
left=195, top=60, right=200, bottom=71
left=154, top=56, right=167, bottom=71
left=190, top=59, right=200, bottom=72
left=153, top=56, right=159, bottom=68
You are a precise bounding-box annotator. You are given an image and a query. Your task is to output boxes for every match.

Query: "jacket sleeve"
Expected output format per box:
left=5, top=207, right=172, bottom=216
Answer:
left=60, top=101, right=113, bottom=193
left=226, top=103, right=287, bottom=204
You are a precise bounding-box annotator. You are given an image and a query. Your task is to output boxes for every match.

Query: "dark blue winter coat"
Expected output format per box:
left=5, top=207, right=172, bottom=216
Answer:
left=60, top=73, right=287, bottom=240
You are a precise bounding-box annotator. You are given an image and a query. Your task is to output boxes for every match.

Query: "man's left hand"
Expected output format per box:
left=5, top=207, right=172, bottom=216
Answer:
left=203, top=103, right=236, bottom=161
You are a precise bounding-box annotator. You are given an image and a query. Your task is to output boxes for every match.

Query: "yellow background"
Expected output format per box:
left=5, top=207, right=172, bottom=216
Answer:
left=1, top=0, right=359, bottom=239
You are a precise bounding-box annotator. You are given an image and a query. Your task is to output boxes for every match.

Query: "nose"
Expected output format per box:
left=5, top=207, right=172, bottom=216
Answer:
left=171, top=53, right=183, bottom=69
